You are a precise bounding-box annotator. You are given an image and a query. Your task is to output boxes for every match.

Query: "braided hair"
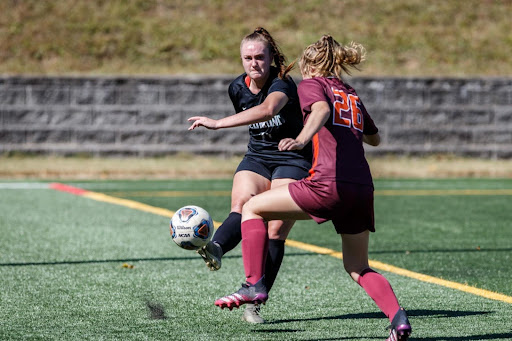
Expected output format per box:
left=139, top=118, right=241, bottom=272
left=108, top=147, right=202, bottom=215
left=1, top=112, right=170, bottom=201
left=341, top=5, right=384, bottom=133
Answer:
left=241, top=27, right=288, bottom=79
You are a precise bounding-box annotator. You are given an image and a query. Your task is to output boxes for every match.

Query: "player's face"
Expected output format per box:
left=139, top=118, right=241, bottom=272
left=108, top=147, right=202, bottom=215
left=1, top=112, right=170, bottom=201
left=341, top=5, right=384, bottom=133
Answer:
left=241, top=41, right=272, bottom=82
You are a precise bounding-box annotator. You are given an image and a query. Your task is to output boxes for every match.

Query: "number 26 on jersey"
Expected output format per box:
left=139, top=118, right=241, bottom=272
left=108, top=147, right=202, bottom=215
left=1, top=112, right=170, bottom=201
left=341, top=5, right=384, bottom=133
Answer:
left=331, top=87, right=363, bottom=132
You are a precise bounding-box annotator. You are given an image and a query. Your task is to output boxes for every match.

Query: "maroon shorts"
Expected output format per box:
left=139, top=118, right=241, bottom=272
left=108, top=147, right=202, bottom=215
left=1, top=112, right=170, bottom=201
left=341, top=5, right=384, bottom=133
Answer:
left=289, top=179, right=375, bottom=234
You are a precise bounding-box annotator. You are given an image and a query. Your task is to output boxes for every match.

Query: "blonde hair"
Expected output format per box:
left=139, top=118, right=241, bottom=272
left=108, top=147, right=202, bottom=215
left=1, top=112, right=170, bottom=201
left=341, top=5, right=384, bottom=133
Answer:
left=297, top=35, right=366, bottom=79
left=240, top=27, right=288, bottom=79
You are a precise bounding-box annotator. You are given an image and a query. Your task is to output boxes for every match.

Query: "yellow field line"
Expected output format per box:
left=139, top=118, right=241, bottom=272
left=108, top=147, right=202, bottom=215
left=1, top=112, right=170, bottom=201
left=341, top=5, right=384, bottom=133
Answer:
left=82, top=191, right=223, bottom=228
left=83, top=192, right=175, bottom=218
left=53, top=183, right=512, bottom=305
left=285, top=239, right=512, bottom=304
left=366, top=259, right=512, bottom=304
left=103, top=189, right=512, bottom=198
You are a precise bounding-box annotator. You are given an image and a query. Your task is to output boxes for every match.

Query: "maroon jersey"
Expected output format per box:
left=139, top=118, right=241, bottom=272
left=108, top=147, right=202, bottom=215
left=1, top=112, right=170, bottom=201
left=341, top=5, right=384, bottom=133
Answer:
left=297, top=77, right=378, bottom=186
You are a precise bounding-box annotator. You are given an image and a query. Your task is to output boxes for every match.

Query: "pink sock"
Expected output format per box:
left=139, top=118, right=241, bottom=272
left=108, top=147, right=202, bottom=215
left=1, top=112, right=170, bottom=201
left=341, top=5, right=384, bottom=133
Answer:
left=241, top=219, right=268, bottom=285
left=357, top=269, right=400, bottom=322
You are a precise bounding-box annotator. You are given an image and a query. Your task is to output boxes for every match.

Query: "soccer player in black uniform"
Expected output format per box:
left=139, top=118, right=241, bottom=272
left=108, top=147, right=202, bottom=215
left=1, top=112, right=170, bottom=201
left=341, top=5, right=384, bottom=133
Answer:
left=188, top=27, right=311, bottom=323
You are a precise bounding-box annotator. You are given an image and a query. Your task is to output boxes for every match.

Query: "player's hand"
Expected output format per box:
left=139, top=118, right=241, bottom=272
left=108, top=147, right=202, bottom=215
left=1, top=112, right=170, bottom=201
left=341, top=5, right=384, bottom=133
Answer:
left=187, top=116, right=219, bottom=130
left=278, top=138, right=304, bottom=151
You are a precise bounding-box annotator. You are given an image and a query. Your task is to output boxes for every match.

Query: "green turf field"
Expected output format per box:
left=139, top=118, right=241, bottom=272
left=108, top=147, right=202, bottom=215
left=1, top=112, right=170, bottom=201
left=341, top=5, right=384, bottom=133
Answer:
left=1, top=179, right=511, bottom=340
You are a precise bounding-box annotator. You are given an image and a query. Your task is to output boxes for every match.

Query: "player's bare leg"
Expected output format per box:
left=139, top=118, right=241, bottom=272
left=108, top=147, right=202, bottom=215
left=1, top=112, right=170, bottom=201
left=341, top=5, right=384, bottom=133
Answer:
left=342, top=231, right=411, bottom=340
left=265, top=178, right=296, bottom=289
left=242, top=179, right=296, bottom=323
left=216, top=185, right=308, bottom=311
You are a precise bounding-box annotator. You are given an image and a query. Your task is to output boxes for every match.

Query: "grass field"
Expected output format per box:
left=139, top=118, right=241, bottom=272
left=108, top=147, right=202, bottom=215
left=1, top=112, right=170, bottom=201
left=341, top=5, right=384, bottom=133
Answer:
left=1, top=178, right=511, bottom=340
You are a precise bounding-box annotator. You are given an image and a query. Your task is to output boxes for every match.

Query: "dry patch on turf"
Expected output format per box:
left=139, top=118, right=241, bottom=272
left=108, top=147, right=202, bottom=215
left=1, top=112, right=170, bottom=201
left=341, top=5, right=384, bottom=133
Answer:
left=0, top=155, right=241, bottom=180
left=0, top=155, right=511, bottom=179
left=368, top=155, right=512, bottom=178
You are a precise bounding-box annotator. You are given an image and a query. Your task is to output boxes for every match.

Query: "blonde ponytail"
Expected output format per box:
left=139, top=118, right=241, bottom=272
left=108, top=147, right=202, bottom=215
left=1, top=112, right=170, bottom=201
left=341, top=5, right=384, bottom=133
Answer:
left=299, top=35, right=366, bottom=79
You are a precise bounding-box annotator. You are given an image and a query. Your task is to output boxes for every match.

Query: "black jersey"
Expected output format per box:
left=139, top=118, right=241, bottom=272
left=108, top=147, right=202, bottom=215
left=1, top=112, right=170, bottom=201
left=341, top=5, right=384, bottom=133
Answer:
left=228, top=67, right=311, bottom=161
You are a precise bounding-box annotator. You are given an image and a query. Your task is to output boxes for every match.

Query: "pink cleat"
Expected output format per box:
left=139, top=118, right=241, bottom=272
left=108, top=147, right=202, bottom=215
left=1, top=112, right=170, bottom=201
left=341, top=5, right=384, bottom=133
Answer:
left=386, top=307, right=412, bottom=341
left=215, top=277, right=268, bottom=310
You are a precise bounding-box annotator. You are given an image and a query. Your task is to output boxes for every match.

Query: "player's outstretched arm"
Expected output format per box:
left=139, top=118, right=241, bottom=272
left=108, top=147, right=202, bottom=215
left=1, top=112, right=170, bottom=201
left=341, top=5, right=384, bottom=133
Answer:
left=279, top=101, right=330, bottom=151
left=188, top=116, right=219, bottom=130
left=188, top=92, right=289, bottom=131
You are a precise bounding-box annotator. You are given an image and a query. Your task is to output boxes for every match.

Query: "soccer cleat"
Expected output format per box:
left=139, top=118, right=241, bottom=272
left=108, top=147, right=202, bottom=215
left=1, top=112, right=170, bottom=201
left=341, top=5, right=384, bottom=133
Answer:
left=197, top=241, right=223, bottom=271
left=242, top=304, right=265, bottom=324
left=386, top=307, right=412, bottom=341
left=215, top=277, right=268, bottom=310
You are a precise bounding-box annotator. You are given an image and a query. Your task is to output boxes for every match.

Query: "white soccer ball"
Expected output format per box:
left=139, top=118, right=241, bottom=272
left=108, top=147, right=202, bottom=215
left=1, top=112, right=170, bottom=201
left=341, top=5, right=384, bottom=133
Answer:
left=170, top=205, right=214, bottom=250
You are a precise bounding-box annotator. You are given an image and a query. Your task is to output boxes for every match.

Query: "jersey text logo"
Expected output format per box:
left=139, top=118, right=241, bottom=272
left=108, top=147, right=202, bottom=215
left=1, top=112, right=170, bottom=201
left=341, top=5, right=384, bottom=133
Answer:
left=249, top=114, right=283, bottom=129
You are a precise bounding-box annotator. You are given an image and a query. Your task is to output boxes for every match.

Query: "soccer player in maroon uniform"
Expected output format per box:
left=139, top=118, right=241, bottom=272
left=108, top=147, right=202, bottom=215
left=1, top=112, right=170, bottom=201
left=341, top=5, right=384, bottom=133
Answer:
left=214, top=35, right=412, bottom=341
left=188, top=27, right=311, bottom=323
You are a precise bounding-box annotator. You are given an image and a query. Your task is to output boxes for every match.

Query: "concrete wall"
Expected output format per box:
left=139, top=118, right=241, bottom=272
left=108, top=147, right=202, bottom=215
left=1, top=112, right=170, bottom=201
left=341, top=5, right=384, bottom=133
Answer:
left=1, top=76, right=511, bottom=158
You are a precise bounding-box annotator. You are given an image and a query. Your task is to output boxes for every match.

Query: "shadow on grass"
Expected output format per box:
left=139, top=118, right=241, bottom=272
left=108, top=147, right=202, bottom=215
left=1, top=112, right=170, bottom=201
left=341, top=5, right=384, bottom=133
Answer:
left=268, top=309, right=491, bottom=324
left=252, top=328, right=306, bottom=334
left=298, top=332, right=512, bottom=341
left=265, top=311, right=510, bottom=340
left=4, top=247, right=511, bottom=267
left=0, top=252, right=313, bottom=267
left=409, top=332, right=512, bottom=340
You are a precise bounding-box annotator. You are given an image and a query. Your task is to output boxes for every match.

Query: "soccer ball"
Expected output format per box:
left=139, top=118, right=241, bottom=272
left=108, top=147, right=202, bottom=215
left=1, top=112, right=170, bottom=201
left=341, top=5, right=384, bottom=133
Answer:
left=170, top=205, right=214, bottom=250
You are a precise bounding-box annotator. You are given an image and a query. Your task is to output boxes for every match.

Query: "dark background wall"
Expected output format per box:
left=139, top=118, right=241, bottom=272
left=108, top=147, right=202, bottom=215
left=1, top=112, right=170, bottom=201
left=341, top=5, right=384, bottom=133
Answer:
left=1, top=76, right=511, bottom=158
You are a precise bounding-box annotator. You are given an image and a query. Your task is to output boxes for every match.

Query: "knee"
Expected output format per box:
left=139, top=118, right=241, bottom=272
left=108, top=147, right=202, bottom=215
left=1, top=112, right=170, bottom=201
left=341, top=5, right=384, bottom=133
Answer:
left=267, top=230, right=281, bottom=240
left=232, top=196, right=251, bottom=213
left=267, top=227, right=283, bottom=240
left=232, top=182, right=266, bottom=212
left=241, top=196, right=257, bottom=216
left=267, top=221, right=293, bottom=240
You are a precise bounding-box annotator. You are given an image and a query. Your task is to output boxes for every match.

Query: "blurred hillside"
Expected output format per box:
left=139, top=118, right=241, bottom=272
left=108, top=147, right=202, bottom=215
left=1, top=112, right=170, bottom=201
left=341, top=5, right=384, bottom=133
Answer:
left=1, top=0, right=511, bottom=77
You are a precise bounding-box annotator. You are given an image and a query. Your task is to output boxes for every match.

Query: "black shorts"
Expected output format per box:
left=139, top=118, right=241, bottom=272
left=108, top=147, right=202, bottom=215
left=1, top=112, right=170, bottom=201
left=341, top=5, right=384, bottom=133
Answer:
left=235, top=155, right=311, bottom=181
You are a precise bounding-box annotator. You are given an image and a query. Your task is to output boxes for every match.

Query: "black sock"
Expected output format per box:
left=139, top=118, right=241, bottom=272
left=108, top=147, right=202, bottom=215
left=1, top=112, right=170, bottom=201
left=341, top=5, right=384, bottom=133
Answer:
left=264, top=239, right=285, bottom=292
left=211, top=212, right=242, bottom=254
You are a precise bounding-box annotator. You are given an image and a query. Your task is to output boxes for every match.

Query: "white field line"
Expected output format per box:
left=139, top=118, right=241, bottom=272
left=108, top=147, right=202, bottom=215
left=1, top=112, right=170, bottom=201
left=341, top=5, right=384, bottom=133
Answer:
left=0, top=182, right=50, bottom=189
